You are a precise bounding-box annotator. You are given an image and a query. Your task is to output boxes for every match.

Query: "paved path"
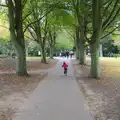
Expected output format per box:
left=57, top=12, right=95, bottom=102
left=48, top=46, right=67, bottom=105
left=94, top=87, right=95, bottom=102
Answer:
left=13, top=58, right=93, bottom=120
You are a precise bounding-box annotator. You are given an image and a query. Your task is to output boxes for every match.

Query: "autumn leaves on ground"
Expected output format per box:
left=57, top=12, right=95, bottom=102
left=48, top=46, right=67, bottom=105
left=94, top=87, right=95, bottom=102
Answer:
left=1, top=57, right=120, bottom=120
left=74, top=57, right=120, bottom=120
left=0, top=57, right=57, bottom=120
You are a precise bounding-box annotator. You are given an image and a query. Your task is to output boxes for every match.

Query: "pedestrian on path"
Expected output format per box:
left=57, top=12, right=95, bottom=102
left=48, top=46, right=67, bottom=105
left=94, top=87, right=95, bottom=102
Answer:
left=62, top=62, right=68, bottom=75
left=66, top=51, right=69, bottom=59
left=70, top=50, right=73, bottom=58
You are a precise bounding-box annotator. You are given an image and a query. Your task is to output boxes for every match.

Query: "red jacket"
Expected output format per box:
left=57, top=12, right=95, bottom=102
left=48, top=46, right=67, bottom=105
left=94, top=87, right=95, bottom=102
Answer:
left=62, top=62, right=68, bottom=68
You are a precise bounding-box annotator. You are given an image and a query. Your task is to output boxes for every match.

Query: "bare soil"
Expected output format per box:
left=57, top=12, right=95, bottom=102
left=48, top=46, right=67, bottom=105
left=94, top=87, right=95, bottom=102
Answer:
left=73, top=58, right=120, bottom=120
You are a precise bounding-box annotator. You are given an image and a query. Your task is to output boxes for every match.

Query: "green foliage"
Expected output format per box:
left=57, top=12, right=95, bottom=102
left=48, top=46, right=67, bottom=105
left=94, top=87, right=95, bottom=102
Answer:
left=102, top=38, right=120, bottom=56
left=0, top=37, right=14, bottom=55
left=27, top=41, right=40, bottom=56
left=55, top=30, right=73, bottom=50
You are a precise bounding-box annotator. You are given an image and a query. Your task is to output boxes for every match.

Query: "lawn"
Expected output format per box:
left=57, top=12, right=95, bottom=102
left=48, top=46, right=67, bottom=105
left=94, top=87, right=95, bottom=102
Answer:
left=26, top=56, right=51, bottom=61
left=86, top=57, right=120, bottom=77
left=100, top=57, right=120, bottom=77
left=26, top=56, right=41, bottom=61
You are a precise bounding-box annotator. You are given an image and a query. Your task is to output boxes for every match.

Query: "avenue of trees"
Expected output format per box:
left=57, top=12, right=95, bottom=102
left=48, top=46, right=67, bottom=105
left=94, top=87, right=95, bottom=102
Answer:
left=0, top=0, right=120, bottom=79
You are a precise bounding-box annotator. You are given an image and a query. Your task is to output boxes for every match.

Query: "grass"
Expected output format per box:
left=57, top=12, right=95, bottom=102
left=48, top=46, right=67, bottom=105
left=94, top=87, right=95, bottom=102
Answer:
left=26, top=56, right=50, bottom=61
left=26, top=56, right=41, bottom=60
left=100, top=57, right=120, bottom=77
left=87, top=57, right=120, bottom=78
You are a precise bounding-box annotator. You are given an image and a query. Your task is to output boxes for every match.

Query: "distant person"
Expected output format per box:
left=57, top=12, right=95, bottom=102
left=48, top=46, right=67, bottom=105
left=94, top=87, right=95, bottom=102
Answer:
left=12, top=52, right=16, bottom=59
left=66, top=51, right=69, bottom=58
left=64, top=50, right=67, bottom=57
left=62, top=61, right=68, bottom=75
left=62, top=51, right=65, bottom=57
left=70, top=50, right=73, bottom=58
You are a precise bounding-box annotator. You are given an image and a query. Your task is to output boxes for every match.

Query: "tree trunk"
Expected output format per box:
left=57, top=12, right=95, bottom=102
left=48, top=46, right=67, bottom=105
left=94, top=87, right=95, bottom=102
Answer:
left=79, top=29, right=86, bottom=65
left=15, top=44, right=28, bottom=76
left=76, top=45, right=79, bottom=59
left=90, top=0, right=102, bottom=79
left=8, top=0, right=28, bottom=76
left=10, top=30, right=28, bottom=76
left=79, top=44, right=86, bottom=65
left=75, top=25, right=80, bottom=59
left=50, top=46, right=54, bottom=59
left=75, top=37, right=80, bottom=59
left=90, top=40, right=100, bottom=79
left=41, top=45, right=47, bottom=63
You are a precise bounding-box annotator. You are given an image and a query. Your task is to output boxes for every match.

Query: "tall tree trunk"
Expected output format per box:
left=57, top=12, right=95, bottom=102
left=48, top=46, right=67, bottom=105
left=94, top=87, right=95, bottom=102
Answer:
left=76, top=45, right=79, bottom=59
left=75, top=26, right=80, bottom=59
left=90, top=0, right=102, bottom=79
left=15, top=44, right=27, bottom=75
left=79, top=44, right=86, bottom=65
left=90, top=39, right=100, bottom=78
left=8, top=0, right=28, bottom=76
left=50, top=46, right=54, bottom=59
left=10, top=31, right=28, bottom=75
left=41, top=45, right=47, bottom=63
left=79, top=28, right=86, bottom=65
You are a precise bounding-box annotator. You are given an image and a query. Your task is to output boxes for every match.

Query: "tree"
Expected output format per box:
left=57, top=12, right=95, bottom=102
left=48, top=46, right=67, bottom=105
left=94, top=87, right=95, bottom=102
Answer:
left=24, top=0, right=48, bottom=63
left=48, top=26, right=57, bottom=59
left=6, top=0, right=28, bottom=76
left=24, top=0, right=62, bottom=63
left=88, top=0, right=120, bottom=78
left=72, top=0, right=89, bottom=65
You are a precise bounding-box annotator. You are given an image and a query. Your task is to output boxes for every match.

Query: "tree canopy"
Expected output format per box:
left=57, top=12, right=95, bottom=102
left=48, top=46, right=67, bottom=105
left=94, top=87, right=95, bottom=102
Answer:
left=0, top=0, right=120, bottom=78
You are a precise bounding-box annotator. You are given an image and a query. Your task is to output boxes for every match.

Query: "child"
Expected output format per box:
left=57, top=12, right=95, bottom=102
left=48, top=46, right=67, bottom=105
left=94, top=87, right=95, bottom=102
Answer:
left=62, top=62, right=68, bottom=75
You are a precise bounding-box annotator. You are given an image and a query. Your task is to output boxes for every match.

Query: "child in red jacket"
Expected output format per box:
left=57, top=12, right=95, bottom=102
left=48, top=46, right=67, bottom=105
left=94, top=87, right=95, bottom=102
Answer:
left=62, top=62, right=68, bottom=75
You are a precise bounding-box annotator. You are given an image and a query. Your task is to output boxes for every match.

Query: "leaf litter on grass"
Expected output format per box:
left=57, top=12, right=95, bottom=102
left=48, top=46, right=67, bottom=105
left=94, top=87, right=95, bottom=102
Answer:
left=0, top=57, right=57, bottom=120
left=0, top=58, right=58, bottom=120
left=73, top=58, right=120, bottom=120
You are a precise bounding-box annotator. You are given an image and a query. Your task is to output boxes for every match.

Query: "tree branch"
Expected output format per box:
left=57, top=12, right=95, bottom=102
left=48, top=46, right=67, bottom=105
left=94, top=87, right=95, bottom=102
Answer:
left=23, top=0, right=62, bottom=33
left=23, top=8, right=52, bottom=33
left=25, top=35, right=33, bottom=41
left=101, top=0, right=112, bottom=7
left=102, top=0, right=118, bottom=29
left=22, top=11, right=33, bottom=21
left=0, top=25, right=9, bottom=29
left=103, top=7, right=120, bottom=31
left=27, top=27, right=37, bottom=41
left=0, top=4, right=8, bottom=7
left=22, top=0, right=28, bottom=9
left=101, top=24, right=120, bottom=39
left=102, top=0, right=113, bottom=17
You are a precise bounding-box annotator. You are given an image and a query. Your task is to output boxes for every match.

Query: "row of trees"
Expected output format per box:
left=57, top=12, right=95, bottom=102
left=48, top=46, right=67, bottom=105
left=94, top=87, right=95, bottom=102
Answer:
left=0, top=0, right=60, bottom=75
left=71, top=0, right=120, bottom=78
left=0, top=0, right=120, bottom=79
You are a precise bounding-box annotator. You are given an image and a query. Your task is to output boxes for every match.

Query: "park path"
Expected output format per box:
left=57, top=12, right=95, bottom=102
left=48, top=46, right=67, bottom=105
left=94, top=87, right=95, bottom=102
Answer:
left=13, top=58, right=93, bottom=120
